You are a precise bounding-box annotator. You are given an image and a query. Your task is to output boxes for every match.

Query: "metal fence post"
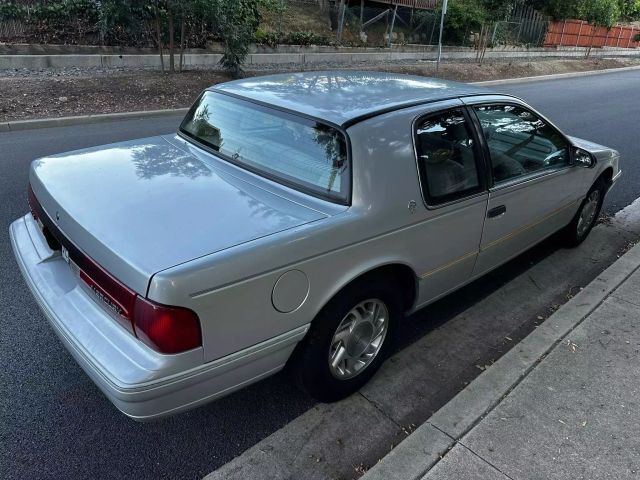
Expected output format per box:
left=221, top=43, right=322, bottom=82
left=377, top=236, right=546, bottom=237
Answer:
left=336, top=0, right=346, bottom=43
left=388, top=4, right=398, bottom=48
left=437, top=0, right=448, bottom=71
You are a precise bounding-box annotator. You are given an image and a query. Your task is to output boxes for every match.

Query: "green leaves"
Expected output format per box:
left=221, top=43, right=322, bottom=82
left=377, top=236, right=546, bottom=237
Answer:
left=209, top=0, right=262, bottom=77
left=580, top=0, right=621, bottom=28
left=1, top=0, right=263, bottom=76
left=616, top=0, right=640, bottom=20
left=530, top=0, right=629, bottom=24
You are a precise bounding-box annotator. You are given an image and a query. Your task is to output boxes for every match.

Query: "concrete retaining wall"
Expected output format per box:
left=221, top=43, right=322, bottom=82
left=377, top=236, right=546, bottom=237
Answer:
left=1, top=46, right=638, bottom=70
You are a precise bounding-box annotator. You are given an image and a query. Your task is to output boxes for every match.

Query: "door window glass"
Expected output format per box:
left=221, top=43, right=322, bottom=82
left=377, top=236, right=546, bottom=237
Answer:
left=473, top=104, right=569, bottom=184
left=415, top=109, right=482, bottom=205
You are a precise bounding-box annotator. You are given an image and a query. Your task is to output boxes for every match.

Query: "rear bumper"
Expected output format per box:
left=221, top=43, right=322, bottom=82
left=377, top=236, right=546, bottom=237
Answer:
left=10, top=214, right=308, bottom=420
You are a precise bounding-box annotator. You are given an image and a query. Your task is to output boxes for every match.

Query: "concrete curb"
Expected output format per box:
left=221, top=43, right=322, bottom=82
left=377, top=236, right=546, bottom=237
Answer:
left=475, top=63, right=640, bottom=86
left=0, top=108, right=188, bottom=133
left=1, top=46, right=639, bottom=69
left=2, top=64, right=639, bottom=133
left=362, top=240, right=640, bottom=480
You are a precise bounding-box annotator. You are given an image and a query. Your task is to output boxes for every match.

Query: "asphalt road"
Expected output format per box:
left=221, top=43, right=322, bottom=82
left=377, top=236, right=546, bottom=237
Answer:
left=497, top=69, right=640, bottom=214
left=1, top=69, right=639, bottom=480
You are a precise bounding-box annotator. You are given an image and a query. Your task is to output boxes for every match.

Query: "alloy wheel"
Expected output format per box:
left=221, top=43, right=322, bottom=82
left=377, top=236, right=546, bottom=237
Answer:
left=328, top=299, right=389, bottom=380
left=577, top=190, right=600, bottom=238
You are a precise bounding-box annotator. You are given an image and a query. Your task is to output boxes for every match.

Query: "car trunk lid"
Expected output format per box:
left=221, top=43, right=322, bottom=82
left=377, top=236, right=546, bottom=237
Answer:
left=29, top=136, right=328, bottom=295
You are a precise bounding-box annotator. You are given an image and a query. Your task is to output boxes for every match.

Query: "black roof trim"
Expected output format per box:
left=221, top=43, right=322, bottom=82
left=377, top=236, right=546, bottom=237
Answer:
left=341, top=93, right=496, bottom=128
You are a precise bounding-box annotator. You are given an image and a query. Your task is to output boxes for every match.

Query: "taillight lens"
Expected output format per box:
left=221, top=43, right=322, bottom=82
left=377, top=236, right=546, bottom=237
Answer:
left=133, top=297, right=202, bottom=354
left=79, top=267, right=137, bottom=333
left=26, top=183, right=201, bottom=354
left=80, top=265, right=202, bottom=353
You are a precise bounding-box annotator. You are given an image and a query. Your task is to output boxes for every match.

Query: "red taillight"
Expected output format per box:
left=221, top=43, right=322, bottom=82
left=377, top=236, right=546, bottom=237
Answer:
left=78, top=254, right=201, bottom=354
left=27, top=183, right=201, bottom=354
left=79, top=267, right=137, bottom=333
left=133, top=297, right=202, bottom=354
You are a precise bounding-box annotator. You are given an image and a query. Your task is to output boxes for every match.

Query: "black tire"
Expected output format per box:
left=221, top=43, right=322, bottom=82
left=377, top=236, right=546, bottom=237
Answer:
left=289, top=275, right=401, bottom=402
left=562, top=178, right=606, bottom=247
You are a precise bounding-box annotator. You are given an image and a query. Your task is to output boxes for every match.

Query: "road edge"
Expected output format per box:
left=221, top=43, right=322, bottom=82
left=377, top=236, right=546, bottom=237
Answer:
left=0, top=107, right=189, bottom=133
left=473, top=63, right=640, bottom=86
left=361, top=238, right=640, bottom=480
left=2, top=64, right=639, bottom=133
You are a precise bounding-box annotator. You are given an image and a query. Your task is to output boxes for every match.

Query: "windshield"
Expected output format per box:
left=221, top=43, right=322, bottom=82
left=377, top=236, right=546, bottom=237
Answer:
left=180, top=91, right=350, bottom=203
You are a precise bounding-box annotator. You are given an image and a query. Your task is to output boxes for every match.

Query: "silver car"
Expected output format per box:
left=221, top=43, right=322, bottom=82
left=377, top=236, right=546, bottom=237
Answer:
left=10, top=71, right=620, bottom=420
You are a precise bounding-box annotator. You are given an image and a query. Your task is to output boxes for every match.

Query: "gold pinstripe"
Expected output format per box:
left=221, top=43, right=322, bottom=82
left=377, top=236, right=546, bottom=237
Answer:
left=418, top=200, right=579, bottom=279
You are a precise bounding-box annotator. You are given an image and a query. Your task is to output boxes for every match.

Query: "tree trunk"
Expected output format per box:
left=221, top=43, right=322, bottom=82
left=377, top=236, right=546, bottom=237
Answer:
left=154, top=3, right=164, bottom=72
left=587, top=25, right=596, bottom=58
left=168, top=10, right=175, bottom=72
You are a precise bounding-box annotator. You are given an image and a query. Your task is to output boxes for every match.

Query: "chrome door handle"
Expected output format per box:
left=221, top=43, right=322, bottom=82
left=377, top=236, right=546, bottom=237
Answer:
left=487, top=205, right=506, bottom=218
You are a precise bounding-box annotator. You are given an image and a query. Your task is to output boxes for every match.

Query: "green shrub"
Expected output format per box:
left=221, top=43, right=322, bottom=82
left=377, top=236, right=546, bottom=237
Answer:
left=443, top=0, right=487, bottom=45
left=0, top=2, right=27, bottom=20
left=285, top=31, right=329, bottom=45
left=212, top=0, right=262, bottom=77
left=254, top=30, right=330, bottom=47
left=0, top=0, right=101, bottom=44
left=254, top=28, right=281, bottom=47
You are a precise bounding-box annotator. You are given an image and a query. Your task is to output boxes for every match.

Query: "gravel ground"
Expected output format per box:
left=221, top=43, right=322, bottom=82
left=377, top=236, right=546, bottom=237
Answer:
left=1, top=57, right=639, bottom=122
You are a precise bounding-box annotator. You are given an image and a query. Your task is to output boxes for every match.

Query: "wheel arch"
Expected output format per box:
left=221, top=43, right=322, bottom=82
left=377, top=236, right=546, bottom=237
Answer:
left=597, top=166, right=614, bottom=188
left=318, top=262, right=419, bottom=316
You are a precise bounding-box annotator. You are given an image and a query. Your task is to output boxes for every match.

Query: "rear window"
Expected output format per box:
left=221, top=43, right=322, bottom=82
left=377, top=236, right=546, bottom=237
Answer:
left=180, top=91, right=350, bottom=203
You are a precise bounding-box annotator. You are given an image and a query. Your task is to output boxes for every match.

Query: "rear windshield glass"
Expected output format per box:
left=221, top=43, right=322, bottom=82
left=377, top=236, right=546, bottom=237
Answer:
left=180, top=91, right=350, bottom=203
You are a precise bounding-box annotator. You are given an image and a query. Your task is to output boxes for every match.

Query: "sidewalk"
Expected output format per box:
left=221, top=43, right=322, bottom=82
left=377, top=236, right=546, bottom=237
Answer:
left=363, top=243, right=640, bottom=480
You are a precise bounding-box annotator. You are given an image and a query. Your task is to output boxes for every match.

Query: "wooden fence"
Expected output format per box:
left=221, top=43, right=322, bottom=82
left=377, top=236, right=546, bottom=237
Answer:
left=545, top=19, right=640, bottom=49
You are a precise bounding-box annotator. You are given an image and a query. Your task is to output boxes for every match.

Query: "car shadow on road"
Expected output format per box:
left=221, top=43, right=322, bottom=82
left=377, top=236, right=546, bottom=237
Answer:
left=395, top=232, right=563, bottom=353
left=7, top=225, right=634, bottom=480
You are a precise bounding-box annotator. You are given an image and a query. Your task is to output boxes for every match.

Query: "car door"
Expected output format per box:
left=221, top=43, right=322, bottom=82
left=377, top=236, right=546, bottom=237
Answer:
left=411, top=106, right=490, bottom=306
left=465, top=98, right=583, bottom=277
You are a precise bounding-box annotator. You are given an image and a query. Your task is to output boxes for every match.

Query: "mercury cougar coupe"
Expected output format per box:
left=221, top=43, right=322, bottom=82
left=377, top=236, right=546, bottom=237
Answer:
left=10, top=72, right=620, bottom=420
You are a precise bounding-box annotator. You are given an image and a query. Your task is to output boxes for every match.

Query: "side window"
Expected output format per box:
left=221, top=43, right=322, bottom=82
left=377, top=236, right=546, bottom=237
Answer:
left=473, top=104, right=569, bottom=184
left=415, top=109, right=483, bottom=205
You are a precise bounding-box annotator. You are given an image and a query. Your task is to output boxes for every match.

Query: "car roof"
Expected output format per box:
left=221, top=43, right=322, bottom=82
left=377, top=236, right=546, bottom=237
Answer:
left=210, top=71, right=495, bottom=128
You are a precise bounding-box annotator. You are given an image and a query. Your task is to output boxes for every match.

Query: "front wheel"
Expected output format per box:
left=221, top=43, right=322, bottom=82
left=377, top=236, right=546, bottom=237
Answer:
left=562, top=179, right=606, bottom=247
left=290, top=276, right=400, bottom=402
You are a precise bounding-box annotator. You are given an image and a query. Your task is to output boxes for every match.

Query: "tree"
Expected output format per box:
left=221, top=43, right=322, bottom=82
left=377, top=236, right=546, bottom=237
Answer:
left=579, top=0, right=621, bottom=56
left=97, top=0, right=265, bottom=76
left=441, top=0, right=488, bottom=45
left=209, top=0, right=263, bottom=78
left=617, top=0, right=640, bottom=20
left=482, top=0, right=517, bottom=21
left=528, top=0, right=583, bottom=19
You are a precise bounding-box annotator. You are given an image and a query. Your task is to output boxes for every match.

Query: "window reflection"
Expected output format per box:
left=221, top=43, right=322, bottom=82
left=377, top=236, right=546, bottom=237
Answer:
left=416, top=109, right=481, bottom=203
left=474, top=105, right=569, bottom=183
left=181, top=92, right=349, bottom=202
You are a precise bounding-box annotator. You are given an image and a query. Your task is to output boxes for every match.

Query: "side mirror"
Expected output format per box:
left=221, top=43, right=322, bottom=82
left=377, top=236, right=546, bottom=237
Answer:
left=571, top=147, right=596, bottom=168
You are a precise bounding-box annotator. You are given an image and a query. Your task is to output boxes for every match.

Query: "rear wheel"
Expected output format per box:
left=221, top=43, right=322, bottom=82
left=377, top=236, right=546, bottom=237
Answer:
left=562, top=179, right=606, bottom=247
left=290, top=276, right=401, bottom=402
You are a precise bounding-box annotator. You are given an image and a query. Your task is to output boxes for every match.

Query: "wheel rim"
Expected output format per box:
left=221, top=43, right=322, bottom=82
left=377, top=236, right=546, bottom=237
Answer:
left=328, top=299, right=389, bottom=380
left=577, top=190, right=600, bottom=238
